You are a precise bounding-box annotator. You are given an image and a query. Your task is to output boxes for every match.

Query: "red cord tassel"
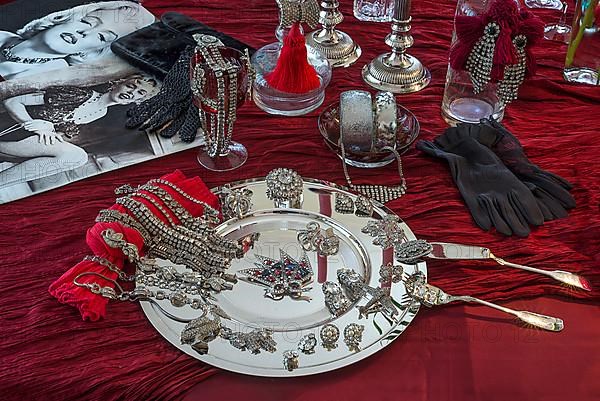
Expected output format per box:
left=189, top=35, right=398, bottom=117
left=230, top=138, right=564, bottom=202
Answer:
left=265, top=22, right=321, bottom=94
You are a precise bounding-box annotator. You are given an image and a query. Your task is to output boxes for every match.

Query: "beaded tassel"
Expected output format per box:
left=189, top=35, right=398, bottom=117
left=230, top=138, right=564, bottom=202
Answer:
left=465, top=22, right=501, bottom=94
left=498, top=35, right=528, bottom=106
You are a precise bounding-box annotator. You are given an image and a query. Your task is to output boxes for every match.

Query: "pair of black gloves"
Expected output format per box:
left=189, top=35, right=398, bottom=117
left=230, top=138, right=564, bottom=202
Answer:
left=416, top=119, right=575, bottom=237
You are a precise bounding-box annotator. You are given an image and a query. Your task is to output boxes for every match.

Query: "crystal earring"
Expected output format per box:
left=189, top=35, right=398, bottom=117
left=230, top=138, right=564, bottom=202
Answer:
left=465, top=22, right=500, bottom=93
left=498, top=35, right=528, bottom=106
left=343, top=323, right=364, bottom=352
left=320, top=324, right=340, bottom=351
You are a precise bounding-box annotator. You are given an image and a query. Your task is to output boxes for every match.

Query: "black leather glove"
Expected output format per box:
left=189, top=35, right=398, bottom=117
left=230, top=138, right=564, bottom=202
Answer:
left=417, top=128, right=544, bottom=237
left=126, top=47, right=200, bottom=143
left=463, top=119, right=576, bottom=220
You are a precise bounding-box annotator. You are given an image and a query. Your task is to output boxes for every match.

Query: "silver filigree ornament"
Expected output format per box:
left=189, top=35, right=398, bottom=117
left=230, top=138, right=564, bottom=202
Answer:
left=361, top=214, right=407, bottom=249
left=220, top=187, right=253, bottom=219
left=322, top=281, right=351, bottom=317
left=343, top=323, right=364, bottom=352
left=297, top=333, right=318, bottom=355
left=354, top=195, right=373, bottom=217
left=297, top=222, right=340, bottom=257
left=265, top=168, right=303, bottom=208
left=334, top=193, right=354, bottom=214
left=239, top=249, right=314, bottom=301
left=394, top=239, right=433, bottom=264
left=180, top=316, right=223, bottom=355
left=320, top=324, right=340, bottom=351
left=337, top=269, right=399, bottom=320
left=283, top=349, right=300, bottom=372
left=379, top=263, right=403, bottom=284
left=402, top=271, right=445, bottom=307
left=220, top=327, right=278, bottom=354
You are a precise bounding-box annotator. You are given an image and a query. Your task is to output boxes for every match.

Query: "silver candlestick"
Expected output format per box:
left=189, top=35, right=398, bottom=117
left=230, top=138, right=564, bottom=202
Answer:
left=362, top=0, right=430, bottom=93
left=306, top=0, right=361, bottom=68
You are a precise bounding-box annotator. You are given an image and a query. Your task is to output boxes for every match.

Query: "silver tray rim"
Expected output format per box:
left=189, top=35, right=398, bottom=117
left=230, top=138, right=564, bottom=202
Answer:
left=140, top=177, right=426, bottom=377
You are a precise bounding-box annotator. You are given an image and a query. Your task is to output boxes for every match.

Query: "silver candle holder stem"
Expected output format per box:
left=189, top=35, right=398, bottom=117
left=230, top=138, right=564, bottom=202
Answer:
left=362, top=0, right=430, bottom=93
left=306, top=0, right=361, bottom=68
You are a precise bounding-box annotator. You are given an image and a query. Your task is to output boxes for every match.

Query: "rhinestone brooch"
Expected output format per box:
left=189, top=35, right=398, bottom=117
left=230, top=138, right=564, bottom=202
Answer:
left=394, top=239, right=433, bottom=264
left=322, top=281, right=351, bottom=317
left=266, top=167, right=303, bottom=208
left=239, top=249, right=313, bottom=301
left=297, top=333, right=318, bottom=355
left=320, top=324, right=340, bottom=351
left=283, top=350, right=300, bottom=371
left=343, top=323, right=364, bottom=352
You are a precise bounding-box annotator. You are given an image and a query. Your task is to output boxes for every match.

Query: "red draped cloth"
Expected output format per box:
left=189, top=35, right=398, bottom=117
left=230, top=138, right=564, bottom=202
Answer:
left=0, top=0, right=598, bottom=400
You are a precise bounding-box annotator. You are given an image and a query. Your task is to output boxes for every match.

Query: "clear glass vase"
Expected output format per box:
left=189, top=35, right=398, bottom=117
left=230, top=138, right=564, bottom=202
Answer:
left=353, top=0, right=396, bottom=22
left=563, top=0, right=600, bottom=85
left=441, top=0, right=506, bottom=125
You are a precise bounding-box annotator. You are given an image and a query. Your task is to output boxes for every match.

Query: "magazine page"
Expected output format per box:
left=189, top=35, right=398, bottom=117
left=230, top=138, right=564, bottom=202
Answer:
left=0, top=0, right=203, bottom=204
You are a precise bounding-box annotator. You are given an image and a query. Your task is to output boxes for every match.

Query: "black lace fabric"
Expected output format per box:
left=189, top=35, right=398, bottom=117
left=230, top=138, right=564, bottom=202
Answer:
left=126, top=47, right=200, bottom=143
left=478, top=119, right=576, bottom=220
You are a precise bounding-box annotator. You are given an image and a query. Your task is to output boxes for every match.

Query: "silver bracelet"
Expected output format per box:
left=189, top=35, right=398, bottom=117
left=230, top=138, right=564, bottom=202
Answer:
left=339, top=90, right=374, bottom=153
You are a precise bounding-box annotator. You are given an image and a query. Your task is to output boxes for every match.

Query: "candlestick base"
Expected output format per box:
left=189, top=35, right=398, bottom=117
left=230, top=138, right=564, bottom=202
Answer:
left=362, top=52, right=430, bottom=94
left=306, top=29, right=361, bottom=68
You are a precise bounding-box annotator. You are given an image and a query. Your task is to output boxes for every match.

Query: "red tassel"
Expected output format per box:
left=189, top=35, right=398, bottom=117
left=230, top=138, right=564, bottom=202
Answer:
left=450, top=15, right=486, bottom=70
left=487, top=0, right=520, bottom=27
left=491, top=23, right=517, bottom=80
left=265, top=22, right=321, bottom=94
left=516, top=8, right=544, bottom=77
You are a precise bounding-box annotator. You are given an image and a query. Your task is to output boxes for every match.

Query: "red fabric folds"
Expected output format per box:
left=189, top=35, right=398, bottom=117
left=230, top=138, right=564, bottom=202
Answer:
left=1, top=1, right=599, bottom=400
left=48, top=170, right=219, bottom=321
left=48, top=223, right=145, bottom=321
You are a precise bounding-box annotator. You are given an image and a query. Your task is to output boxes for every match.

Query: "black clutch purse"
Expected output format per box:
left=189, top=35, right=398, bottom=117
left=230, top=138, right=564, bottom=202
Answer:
left=111, top=12, right=256, bottom=78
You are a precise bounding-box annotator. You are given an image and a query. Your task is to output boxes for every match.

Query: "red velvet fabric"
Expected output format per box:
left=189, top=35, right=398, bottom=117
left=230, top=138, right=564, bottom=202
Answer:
left=48, top=170, right=219, bottom=321
left=0, top=0, right=598, bottom=400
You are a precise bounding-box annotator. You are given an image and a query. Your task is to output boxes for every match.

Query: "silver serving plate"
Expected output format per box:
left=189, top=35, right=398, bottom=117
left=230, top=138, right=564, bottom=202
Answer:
left=140, top=178, right=426, bottom=377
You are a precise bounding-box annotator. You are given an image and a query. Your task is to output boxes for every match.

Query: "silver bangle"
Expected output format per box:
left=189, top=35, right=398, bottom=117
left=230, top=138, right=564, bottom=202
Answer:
left=339, top=90, right=374, bottom=153
left=373, top=91, right=397, bottom=150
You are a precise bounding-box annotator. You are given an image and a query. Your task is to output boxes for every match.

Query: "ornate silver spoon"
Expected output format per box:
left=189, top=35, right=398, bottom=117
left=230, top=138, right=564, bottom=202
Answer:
left=395, top=240, right=591, bottom=291
left=403, top=272, right=564, bottom=332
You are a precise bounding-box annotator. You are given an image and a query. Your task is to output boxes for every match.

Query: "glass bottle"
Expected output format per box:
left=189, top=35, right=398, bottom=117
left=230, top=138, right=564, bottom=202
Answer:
left=563, top=0, right=599, bottom=85
left=441, top=0, right=505, bottom=125
left=353, top=0, right=396, bottom=22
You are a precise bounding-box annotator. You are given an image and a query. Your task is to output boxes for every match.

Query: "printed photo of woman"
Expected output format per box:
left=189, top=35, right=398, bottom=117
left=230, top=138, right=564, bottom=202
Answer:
left=0, top=74, right=159, bottom=188
left=0, top=1, right=155, bottom=81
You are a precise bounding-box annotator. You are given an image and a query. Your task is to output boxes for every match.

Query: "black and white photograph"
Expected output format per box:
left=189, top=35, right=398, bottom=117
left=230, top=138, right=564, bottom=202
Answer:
left=0, top=0, right=203, bottom=203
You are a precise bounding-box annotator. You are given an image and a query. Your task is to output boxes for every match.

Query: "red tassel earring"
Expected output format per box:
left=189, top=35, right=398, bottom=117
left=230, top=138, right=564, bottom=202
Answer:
left=265, top=22, right=321, bottom=94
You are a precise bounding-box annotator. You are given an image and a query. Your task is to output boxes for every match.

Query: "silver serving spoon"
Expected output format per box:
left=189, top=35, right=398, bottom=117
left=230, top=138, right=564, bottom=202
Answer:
left=395, top=240, right=591, bottom=291
left=403, top=272, right=564, bottom=332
